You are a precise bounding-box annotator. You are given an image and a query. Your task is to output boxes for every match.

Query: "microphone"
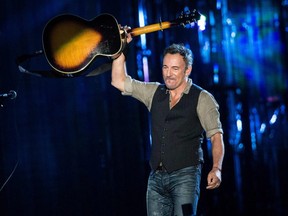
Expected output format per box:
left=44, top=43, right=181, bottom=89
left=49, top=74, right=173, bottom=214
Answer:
left=0, top=90, right=17, bottom=100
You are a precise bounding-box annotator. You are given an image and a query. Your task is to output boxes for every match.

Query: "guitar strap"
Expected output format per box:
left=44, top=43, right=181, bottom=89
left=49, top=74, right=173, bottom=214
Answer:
left=16, top=50, right=113, bottom=78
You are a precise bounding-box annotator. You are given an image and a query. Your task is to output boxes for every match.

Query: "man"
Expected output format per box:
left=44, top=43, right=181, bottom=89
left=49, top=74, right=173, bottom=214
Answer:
left=111, top=33, right=224, bottom=216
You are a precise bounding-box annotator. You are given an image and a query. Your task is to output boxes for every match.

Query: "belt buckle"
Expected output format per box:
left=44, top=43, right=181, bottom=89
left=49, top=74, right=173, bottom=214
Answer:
left=157, top=164, right=165, bottom=172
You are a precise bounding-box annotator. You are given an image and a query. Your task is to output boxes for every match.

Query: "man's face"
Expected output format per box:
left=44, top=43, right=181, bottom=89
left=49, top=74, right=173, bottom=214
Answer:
left=162, top=53, right=191, bottom=90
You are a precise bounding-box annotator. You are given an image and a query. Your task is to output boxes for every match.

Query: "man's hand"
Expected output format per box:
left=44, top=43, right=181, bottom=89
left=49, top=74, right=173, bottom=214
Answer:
left=206, top=167, right=222, bottom=189
left=119, top=25, right=132, bottom=43
left=112, top=25, right=132, bottom=60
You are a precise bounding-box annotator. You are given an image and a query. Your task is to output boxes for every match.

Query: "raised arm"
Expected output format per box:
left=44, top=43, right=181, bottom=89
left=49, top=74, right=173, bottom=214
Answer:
left=111, top=26, right=132, bottom=92
left=111, top=53, right=127, bottom=92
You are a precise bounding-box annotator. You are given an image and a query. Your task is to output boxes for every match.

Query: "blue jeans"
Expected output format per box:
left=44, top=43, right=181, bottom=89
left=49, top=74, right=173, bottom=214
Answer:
left=146, top=165, right=202, bottom=216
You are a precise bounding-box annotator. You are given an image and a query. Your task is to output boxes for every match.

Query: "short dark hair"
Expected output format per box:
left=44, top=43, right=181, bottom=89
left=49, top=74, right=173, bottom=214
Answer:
left=163, top=44, right=194, bottom=68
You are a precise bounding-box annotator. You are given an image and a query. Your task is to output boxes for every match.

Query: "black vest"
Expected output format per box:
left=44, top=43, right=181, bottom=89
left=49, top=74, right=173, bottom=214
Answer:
left=150, top=84, right=204, bottom=172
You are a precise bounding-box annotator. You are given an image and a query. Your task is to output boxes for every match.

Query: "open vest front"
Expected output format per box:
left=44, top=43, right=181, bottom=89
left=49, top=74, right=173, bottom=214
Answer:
left=150, top=84, right=204, bottom=173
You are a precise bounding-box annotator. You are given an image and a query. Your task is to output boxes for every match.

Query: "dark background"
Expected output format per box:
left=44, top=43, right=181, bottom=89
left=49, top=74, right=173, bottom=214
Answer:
left=1, top=0, right=287, bottom=215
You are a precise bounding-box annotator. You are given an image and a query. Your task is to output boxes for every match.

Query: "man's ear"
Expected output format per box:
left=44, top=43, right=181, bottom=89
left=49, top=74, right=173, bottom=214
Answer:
left=185, top=66, right=192, bottom=76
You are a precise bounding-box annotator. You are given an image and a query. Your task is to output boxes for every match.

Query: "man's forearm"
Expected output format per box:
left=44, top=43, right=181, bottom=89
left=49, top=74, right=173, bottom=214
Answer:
left=210, top=132, right=225, bottom=170
left=111, top=53, right=127, bottom=92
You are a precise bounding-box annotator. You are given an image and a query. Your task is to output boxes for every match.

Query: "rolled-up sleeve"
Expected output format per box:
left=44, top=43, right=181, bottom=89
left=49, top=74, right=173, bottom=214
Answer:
left=122, top=76, right=159, bottom=111
left=197, top=90, right=223, bottom=138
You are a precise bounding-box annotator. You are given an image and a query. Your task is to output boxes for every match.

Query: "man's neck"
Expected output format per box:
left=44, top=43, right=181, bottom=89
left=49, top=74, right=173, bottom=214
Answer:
left=168, top=80, right=188, bottom=109
left=169, top=80, right=188, bottom=97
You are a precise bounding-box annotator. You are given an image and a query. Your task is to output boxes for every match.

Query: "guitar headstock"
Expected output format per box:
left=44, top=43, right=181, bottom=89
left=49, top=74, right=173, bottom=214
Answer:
left=175, top=8, right=201, bottom=27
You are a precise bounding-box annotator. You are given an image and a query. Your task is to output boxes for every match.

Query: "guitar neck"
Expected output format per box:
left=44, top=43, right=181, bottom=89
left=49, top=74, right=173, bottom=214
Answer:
left=129, top=21, right=178, bottom=37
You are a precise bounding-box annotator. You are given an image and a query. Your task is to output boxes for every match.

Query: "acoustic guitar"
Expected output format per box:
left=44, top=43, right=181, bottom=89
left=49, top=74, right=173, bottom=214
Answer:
left=42, top=9, right=201, bottom=76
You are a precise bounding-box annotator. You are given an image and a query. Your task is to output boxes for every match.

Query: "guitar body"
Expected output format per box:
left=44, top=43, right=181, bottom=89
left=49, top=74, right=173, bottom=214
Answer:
left=42, top=14, right=122, bottom=75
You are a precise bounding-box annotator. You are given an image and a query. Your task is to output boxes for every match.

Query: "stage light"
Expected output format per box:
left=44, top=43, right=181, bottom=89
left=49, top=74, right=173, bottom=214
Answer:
left=198, top=15, right=206, bottom=31
left=269, top=113, right=277, bottom=125
left=260, top=123, right=266, bottom=133
left=237, top=119, right=242, bottom=132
